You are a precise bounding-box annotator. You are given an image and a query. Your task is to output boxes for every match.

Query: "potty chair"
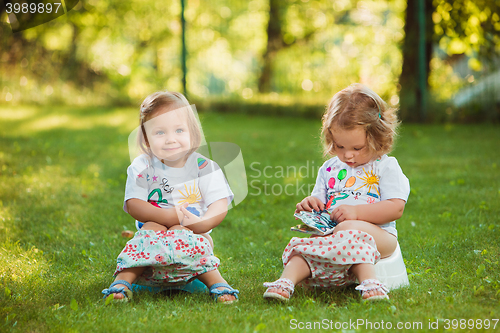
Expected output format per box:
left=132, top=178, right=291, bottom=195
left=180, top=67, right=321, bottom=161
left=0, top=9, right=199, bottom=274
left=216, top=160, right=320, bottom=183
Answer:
left=374, top=242, right=409, bottom=290
left=131, top=279, right=208, bottom=294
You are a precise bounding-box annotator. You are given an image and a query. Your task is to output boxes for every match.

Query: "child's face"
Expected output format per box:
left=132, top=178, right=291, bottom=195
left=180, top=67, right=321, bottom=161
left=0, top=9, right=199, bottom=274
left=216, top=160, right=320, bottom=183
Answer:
left=331, top=126, right=375, bottom=168
left=144, top=107, right=191, bottom=168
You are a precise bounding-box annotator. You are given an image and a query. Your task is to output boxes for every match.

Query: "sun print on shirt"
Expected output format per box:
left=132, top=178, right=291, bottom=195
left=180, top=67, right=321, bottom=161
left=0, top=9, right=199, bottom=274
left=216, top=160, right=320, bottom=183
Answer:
left=178, top=182, right=203, bottom=217
left=178, top=183, right=202, bottom=205
left=354, top=168, right=380, bottom=198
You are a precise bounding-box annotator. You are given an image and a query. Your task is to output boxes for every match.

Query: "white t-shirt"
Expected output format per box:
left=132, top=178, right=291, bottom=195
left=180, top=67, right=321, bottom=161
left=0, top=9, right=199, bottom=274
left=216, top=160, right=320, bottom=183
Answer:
left=124, top=152, right=234, bottom=229
left=311, top=155, right=410, bottom=237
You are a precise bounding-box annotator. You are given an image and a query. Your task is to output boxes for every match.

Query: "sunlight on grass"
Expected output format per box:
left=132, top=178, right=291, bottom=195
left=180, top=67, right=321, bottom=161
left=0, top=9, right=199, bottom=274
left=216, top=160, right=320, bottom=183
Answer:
left=0, top=107, right=37, bottom=120
left=19, top=111, right=134, bottom=133
left=0, top=240, right=48, bottom=282
left=0, top=106, right=136, bottom=136
left=29, top=112, right=132, bottom=132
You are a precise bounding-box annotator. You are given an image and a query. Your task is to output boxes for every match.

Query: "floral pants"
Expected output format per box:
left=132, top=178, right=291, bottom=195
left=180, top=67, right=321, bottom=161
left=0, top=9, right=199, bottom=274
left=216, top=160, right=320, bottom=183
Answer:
left=282, top=229, right=380, bottom=288
left=115, top=229, right=219, bottom=287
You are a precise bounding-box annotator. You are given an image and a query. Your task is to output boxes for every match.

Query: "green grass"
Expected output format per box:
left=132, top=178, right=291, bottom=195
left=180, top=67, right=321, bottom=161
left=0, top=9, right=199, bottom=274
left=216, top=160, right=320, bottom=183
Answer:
left=0, top=105, right=499, bottom=332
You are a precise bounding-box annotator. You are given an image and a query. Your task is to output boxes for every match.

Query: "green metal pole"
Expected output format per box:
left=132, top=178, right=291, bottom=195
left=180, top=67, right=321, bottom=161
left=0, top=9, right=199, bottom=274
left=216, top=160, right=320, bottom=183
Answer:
left=417, top=0, right=427, bottom=121
left=181, top=0, right=187, bottom=98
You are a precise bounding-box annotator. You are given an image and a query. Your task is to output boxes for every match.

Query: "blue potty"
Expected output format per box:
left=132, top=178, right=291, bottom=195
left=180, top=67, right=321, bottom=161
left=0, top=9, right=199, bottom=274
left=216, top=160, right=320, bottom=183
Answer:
left=132, top=279, right=208, bottom=294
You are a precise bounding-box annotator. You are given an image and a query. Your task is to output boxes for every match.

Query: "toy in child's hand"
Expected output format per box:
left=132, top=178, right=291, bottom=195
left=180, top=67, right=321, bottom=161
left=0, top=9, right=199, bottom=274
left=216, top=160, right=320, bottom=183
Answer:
left=291, top=210, right=337, bottom=235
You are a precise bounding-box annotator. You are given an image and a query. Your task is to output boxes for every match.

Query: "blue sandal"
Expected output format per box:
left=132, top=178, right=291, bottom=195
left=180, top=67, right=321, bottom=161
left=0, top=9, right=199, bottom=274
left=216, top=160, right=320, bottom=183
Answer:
left=102, top=280, right=133, bottom=302
left=209, top=283, right=239, bottom=304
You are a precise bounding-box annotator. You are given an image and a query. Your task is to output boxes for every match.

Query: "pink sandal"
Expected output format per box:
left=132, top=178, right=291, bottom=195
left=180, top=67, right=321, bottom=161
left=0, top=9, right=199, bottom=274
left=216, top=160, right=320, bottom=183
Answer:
left=355, top=279, right=389, bottom=301
left=263, top=278, right=295, bottom=302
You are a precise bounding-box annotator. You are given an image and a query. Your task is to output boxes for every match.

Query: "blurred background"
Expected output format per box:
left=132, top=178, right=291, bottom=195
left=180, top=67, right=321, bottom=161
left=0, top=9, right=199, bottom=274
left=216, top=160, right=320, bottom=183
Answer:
left=1, top=0, right=499, bottom=122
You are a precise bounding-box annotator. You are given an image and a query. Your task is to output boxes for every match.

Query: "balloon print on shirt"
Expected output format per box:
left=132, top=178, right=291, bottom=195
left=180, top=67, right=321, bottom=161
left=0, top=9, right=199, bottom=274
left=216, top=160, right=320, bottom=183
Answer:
left=337, top=169, right=347, bottom=181
left=197, top=158, right=208, bottom=169
left=328, top=168, right=347, bottom=189
left=326, top=168, right=350, bottom=208
left=355, top=168, right=380, bottom=200
left=178, top=183, right=202, bottom=217
left=344, top=176, right=356, bottom=188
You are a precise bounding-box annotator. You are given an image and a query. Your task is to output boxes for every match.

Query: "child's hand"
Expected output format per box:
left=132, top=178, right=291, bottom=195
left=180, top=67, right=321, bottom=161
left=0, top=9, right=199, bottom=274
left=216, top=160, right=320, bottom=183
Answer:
left=175, top=202, right=189, bottom=224
left=295, top=196, right=325, bottom=214
left=179, top=205, right=202, bottom=228
left=330, top=205, right=358, bottom=223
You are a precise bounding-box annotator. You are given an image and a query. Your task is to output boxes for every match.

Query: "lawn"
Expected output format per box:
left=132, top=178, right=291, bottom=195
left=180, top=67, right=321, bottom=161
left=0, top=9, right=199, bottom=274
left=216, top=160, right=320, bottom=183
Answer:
left=0, top=105, right=499, bottom=332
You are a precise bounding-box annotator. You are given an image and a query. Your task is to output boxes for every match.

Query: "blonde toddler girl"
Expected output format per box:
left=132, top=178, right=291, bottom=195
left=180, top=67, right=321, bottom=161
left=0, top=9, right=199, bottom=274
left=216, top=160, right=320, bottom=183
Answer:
left=102, top=91, right=238, bottom=303
left=263, top=83, right=410, bottom=302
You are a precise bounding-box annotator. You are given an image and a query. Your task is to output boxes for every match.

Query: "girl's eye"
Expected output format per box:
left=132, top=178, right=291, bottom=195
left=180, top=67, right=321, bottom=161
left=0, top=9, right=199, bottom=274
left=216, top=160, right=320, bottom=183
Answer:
left=176, top=129, right=184, bottom=133
left=336, top=145, right=344, bottom=149
left=156, top=131, right=165, bottom=135
left=354, top=147, right=363, bottom=151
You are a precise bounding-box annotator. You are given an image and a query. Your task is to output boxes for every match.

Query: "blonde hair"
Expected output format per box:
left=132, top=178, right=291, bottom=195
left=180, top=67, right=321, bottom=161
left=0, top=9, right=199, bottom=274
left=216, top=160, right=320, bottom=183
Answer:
left=137, top=91, right=202, bottom=157
left=321, top=83, right=399, bottom=157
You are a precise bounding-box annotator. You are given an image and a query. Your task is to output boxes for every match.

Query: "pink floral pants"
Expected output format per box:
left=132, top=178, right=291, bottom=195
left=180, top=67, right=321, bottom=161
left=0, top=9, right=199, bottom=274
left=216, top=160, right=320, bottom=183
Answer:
left=282, top=229, right=380, bottom=288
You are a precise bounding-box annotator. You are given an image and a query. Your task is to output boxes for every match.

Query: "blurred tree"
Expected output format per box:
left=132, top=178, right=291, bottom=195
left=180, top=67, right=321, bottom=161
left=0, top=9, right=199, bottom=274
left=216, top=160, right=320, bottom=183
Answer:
left=0, top=0, right=181, bottom=103
left=399, top=0, right=433, bottom=122
left=0, top=1, right=99, bottom=85
left=399, top=0, right=500, bottom=121
left=258, top=0, right=283, bottom=93
left=0, top=1, right=7, bottom=16
left=433, top=0, right=500, bottom=64
left=258, top=0, right=324, bottom=93
left=0, top=0, right=406, bottom=108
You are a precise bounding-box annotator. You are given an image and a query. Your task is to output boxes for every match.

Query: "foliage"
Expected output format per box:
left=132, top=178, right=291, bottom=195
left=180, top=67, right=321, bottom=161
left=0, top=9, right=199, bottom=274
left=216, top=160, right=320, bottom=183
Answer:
left=264, top=0, right=405, bottom=99
left=1, top=0, right=499, bottom=120
left=0, top=106, right=499, bottom=332
left=1, top=0, right=406, bottom=105
left=433, top=0, right=500, bottom=68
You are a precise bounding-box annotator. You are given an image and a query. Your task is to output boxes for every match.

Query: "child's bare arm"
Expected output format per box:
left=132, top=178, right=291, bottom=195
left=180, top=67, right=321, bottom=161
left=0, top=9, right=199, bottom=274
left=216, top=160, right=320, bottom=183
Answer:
left=179, top=198, right=228, bottom=234
left=126, top=198, right=186, bottom=228
left=331, top=198, right=406, bottom=225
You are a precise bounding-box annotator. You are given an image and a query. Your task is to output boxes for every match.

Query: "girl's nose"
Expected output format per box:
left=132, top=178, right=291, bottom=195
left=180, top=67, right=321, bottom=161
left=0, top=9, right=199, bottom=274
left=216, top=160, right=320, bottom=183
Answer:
left=165, top=134, right=176, bottom=143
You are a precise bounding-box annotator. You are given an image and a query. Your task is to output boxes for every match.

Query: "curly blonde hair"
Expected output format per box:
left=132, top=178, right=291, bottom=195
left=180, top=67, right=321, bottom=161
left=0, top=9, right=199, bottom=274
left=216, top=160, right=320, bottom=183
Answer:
left=137, top=91, right=202, bottom=157
left=321, top=83, right=399, bottom=157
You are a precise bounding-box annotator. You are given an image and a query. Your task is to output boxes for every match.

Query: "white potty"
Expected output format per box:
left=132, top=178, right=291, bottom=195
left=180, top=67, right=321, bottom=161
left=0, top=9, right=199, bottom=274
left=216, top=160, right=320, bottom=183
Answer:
left=374, top=242, right=409, bottom=290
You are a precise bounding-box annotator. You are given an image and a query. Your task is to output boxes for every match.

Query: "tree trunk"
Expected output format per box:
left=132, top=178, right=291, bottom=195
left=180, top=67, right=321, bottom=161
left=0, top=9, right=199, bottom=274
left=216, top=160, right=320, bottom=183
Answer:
left=399, top=0, right=433, bottom=122
left=258, top=0, right=284, bottom=93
